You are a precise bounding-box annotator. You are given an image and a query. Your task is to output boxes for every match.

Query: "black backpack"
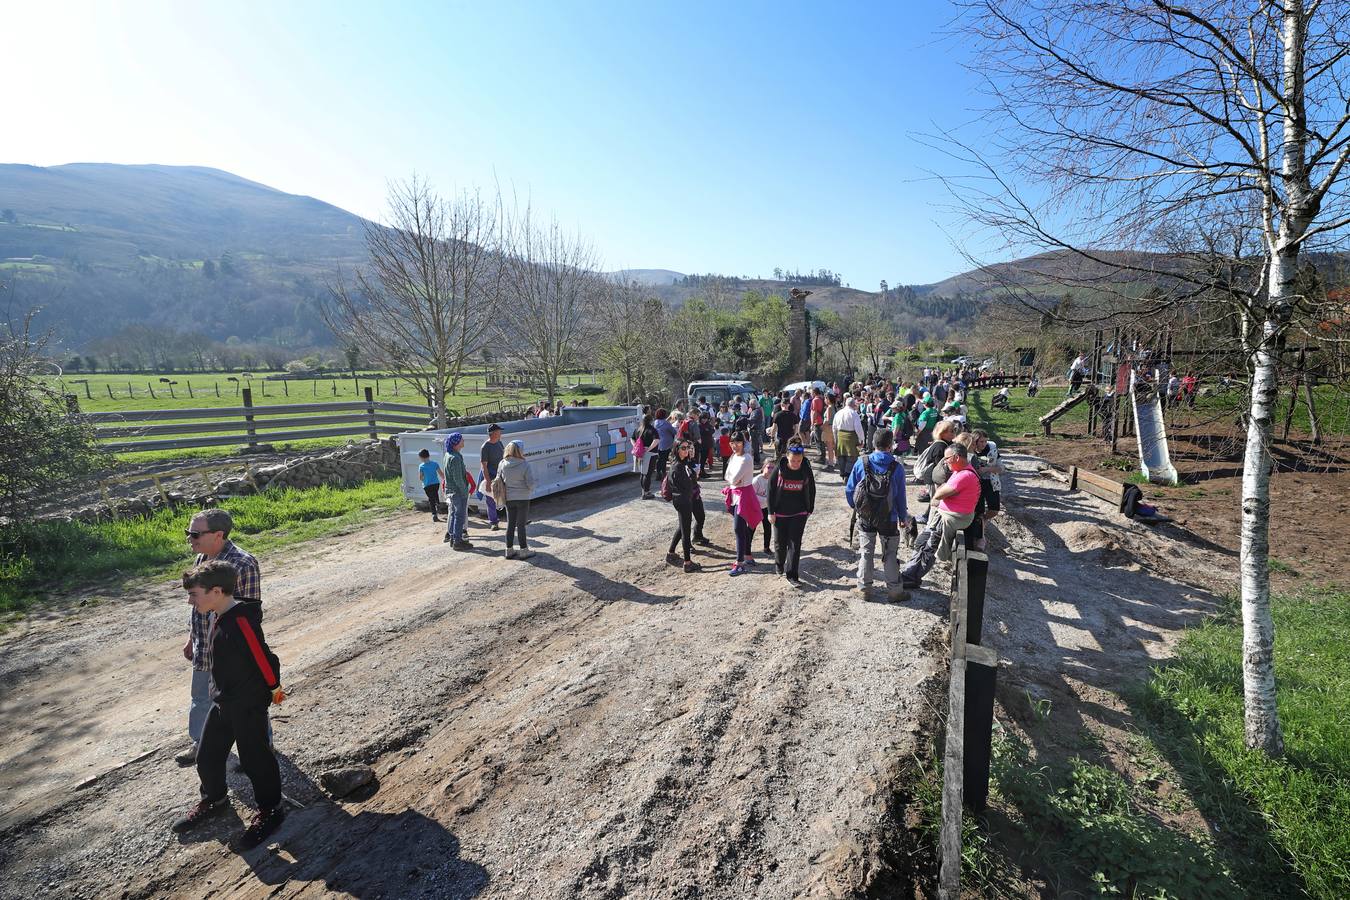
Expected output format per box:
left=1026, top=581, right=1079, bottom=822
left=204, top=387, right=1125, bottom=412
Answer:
left=853, top=456, right=896, bottom=529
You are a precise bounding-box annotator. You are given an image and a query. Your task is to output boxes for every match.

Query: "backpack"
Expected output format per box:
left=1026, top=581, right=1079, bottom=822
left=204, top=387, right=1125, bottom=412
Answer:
left=660, top=473, right=673, bottom=501
left=853, top=456, right=896, bottom=529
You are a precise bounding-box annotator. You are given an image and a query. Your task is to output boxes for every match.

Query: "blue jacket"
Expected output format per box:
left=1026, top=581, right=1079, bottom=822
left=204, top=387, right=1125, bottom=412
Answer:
left=844, top=451, right=908, bottom=524
left=654, top=418, right=676, bottom=451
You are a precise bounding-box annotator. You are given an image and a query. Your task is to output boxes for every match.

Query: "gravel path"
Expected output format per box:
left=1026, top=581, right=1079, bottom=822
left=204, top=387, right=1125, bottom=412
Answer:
left=0, top=465, right=947, bottom=899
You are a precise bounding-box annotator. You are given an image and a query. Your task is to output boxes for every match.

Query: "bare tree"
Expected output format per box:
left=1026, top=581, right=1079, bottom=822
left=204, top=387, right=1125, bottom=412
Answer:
left=500, top=207, right=602, bottom=406
left=953, top=0, right=1350, bottom=755
left=323, top=178, right=505, bottom=426
left=597, top=278, right=665, bottom=403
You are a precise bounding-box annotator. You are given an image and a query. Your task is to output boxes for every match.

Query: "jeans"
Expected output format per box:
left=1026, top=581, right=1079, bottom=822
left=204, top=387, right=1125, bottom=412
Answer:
left=670, top=500, right=694, bottom=560
left=901, top=510, right=975, bottom=585
left=655, top=448, right=671, bottom=481
left=505, top=500, right=530, bottom=550
left=773, top=514, right=807, bottom=579
left=446, top=492, right=468, bottom=543
left=858, top=526, right=899, bottom=587
left=188, top=668, right=212, bottom=744
left=198, top=701, right=281, bottom=812
left=483, top=493, right=499, bottom=526
left=734, top=514, right=753, bottom=563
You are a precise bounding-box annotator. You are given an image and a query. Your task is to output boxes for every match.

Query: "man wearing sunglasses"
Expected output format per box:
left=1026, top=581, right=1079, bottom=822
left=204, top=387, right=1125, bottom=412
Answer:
left=176, top=508, right=262, bottom=767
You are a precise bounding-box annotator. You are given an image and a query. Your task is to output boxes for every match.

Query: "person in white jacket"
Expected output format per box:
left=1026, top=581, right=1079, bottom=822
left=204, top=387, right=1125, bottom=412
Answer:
left=831, top=398, right=866, bottom=485
left=724, top=432, right=760, bottom=575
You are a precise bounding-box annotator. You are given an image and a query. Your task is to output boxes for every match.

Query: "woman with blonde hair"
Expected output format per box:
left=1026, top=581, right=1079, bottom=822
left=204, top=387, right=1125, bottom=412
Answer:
left=497, top=440, right=536, bottom=559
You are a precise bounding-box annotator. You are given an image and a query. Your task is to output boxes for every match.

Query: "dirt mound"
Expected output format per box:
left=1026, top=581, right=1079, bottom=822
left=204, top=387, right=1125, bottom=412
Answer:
left=1058, top=522, right=1140, bottom=569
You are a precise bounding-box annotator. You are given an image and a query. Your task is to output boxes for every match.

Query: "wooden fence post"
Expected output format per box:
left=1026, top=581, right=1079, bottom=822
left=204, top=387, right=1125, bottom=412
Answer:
left=242, top=388, right=257, bottom=449
left=283, top=379, right=288, bottom=397
left=106, top=384, right=115, bottom=400
left=168, top=384, right=176, bottom=399
left=148, top=382, right=156, bottom=399
left=364, top=387, right=377, bottom=439
left=186, top=381, right=194, bottom=399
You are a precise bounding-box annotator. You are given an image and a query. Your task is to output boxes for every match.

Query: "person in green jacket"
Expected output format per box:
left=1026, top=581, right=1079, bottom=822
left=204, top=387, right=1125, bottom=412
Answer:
left=442, top=433, right=473, bottom=550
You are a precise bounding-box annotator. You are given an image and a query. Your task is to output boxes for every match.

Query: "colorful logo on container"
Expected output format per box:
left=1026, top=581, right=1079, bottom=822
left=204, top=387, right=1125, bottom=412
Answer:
left=597, top=427, right=628, bottom=469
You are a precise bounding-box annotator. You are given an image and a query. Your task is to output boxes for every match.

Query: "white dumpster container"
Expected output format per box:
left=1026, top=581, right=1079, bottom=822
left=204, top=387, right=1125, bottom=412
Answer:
left=395, top=406, right=642, bottom=509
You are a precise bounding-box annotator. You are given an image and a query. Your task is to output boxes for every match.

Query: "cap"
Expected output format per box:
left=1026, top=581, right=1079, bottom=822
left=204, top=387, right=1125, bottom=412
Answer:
left=487, top=423, right=502, bottom=433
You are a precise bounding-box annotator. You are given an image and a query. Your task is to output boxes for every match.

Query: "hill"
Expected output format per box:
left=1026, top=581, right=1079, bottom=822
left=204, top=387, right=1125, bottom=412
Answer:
left=0, top=163, right=368, bottom=350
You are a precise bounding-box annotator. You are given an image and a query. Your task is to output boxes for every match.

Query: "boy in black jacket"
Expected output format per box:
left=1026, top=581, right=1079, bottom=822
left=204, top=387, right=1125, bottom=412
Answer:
left=172, top=560, right=288, bottom=849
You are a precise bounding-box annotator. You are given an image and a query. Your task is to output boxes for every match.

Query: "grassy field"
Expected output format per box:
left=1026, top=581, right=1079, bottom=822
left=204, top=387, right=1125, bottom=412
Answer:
left=918, top=588, right=1350, bottom=898
left=46, top=371, right=603, bottom=464
left=0, top=476, right=406, bottom=620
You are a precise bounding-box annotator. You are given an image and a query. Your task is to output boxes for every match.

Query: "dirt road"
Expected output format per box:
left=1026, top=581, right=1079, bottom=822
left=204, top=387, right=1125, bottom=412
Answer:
left=0, top=466, right=949, bottom=899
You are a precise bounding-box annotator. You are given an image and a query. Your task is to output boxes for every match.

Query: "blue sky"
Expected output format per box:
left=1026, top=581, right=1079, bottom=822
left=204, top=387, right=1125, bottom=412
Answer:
left=10, top=1, right=991, bottom=287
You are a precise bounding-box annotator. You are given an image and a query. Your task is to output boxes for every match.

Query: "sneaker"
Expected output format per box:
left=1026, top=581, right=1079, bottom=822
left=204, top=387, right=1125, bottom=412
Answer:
left=491, top=523, right=500, bottom=531
left=900, top=578, right=922, bottom=591
left=174, top=745, right=198, bottom=767
left=442, top=533, right=452, bottom=543
left=518, top=550, right=535, bottom=560
left=505, top=549, right=519, bottom=559
left=682, top=560, right=701, bottom=572
left=788, top=575, right=803, bottom=587
left=775, top=566, right=784, bottom=576
left=694, top=536, right=712, bottom=546
left=854, top=584, right=870, bottom=596
left=238, top=806, right=287, bottom=850
left=666, top=552, right=682, bottom=567
left=888, top=586, right=912, bottom=602
left=642, top=492, right=655, bottom=500
left=171, top=796, right=229, bottom=833
left=744, top=555, right=756, bottom=566
left=917, top=492, right=931, bottom=503
left=432, top=516, right=441, bottom=523
left=729, top=564, right=747, bottom=577
left=454, top=540, right=474, bottom=551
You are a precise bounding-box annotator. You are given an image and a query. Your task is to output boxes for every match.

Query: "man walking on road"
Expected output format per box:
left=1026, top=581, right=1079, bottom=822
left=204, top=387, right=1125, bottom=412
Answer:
left=178, top=508, right=261, bottom=766
left=844, top=429, right=909, bottom=600
left=832, top=396, right=866, bottom=484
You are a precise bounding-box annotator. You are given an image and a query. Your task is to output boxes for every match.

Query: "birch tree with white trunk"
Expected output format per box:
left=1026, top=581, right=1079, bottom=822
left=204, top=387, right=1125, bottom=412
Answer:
left=956, top=0, right=1350, bottom=755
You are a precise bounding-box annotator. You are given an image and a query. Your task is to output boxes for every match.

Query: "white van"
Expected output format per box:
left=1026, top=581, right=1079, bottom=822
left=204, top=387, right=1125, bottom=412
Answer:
left=686, top=379, right=756, bottom=407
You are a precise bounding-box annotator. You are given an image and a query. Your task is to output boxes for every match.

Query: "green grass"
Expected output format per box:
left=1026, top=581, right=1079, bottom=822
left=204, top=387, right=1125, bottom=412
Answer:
left=917, top=589, right=1349, bottom=898
left=45, top=371, right=599, bottom=464
left=1136, top=588, right=1350, bottom=899
left=0, top=476, right=406, bottom=619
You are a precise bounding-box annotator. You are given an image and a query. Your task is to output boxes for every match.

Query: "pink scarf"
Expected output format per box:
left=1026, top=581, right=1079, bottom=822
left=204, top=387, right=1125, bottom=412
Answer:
left=722, top=484, right=763, bottom=529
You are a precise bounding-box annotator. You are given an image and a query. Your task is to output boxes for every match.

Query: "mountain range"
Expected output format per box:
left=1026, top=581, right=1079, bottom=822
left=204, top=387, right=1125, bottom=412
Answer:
left=0, top=163, right=1023, bottom=351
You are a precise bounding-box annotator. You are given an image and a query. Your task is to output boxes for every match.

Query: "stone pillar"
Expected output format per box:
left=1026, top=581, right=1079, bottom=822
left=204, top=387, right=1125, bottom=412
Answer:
left=788, top=288, right=811, bottom=382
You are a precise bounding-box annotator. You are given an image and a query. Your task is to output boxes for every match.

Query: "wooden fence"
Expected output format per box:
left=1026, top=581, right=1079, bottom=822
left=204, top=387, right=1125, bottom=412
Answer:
left=75, top=388, right=435, bottom=453
left=939, top=536, right=998, bottom=899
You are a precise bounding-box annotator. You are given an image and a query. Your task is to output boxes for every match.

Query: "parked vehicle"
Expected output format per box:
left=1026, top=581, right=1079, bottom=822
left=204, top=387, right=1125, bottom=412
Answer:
left=686, top=379, right=756, bottom=406
left=396, top=406, right=641, bottom=510
left=780, top=380, right=827, bottom=395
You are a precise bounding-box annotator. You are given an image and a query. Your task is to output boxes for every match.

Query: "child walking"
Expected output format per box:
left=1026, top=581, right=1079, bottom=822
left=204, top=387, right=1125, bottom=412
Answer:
left=417, top=448, right=444, bottom=522
left=172, top=560, right=287, bottom=849
left=751, top=459, right=774, bottom=555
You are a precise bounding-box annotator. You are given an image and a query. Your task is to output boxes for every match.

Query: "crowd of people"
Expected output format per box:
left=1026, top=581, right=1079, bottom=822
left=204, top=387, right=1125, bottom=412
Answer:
left=640, top=370, right=1005, bottom=594
left=166, top=367, right=1008, bottom=848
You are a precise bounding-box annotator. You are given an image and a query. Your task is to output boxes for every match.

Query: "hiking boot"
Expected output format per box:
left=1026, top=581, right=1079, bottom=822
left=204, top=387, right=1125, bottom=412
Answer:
left=682, top=560, right=700, bottom=573
left=174, top=745, right=198, bottom=767
left=666, top=552, right=683, bottom=567
left=505, top=549, right=519, bottom=559
left=238, top=806, right=286, bottom=850
left=171, top=796, right=229, bottom=833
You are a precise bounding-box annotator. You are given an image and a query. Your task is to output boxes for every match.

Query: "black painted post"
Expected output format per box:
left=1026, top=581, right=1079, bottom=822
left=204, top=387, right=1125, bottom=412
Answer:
left=963, top=660, right=997, bottom=812
left=242, top=388, right=257, bottom=449
left=964, top=550, right=989, bottom=645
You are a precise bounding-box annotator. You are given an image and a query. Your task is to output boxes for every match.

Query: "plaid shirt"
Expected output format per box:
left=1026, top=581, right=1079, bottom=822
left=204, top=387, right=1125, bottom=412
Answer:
left=189, top=540, right=261, bottom=671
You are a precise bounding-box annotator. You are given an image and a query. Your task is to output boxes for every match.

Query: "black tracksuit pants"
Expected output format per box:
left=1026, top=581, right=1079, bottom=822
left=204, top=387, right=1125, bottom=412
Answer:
left=670, top=500, right=694, bottom=560
left=774, top=515, right=808, bottom=579
left=198, top=699, right=281, bottom=811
